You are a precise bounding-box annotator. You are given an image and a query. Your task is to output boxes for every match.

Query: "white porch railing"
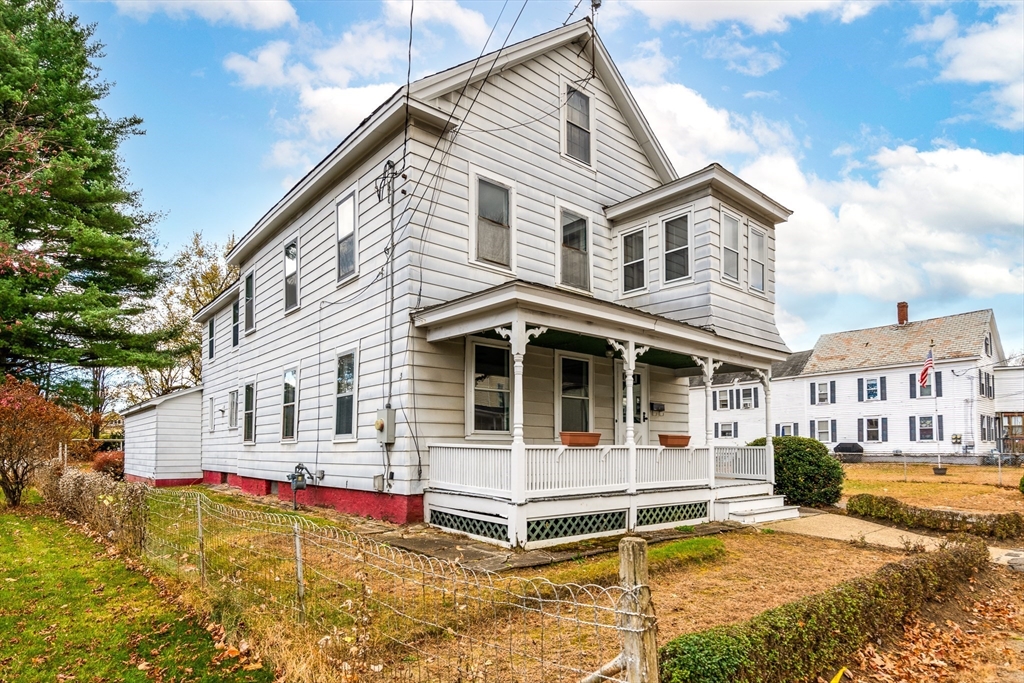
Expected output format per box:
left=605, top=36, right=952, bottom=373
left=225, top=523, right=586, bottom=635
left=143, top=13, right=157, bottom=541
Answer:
left=525, top=445, right=629, bottom=496
left=714, top=446, right=771, bottom=480
left=429, top=444, right=512, bottom=497
left=636, top=447, right=711, bottom=489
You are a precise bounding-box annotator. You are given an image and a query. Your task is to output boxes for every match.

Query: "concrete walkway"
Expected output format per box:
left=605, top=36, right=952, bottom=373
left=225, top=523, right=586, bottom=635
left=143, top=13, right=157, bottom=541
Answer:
left=763, top=510, right=1024, bottom=569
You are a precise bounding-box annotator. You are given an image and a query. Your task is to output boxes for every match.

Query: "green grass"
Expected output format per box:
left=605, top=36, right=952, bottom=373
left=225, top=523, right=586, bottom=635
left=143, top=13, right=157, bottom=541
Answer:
left=532, top=537, right=726, bottom=586
left=0, top=504, right=275, bottom=683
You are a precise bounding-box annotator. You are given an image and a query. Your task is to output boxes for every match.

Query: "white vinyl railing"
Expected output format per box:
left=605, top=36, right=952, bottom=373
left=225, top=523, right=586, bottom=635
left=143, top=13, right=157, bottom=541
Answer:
left=429, top=444, right=512, bottom=497
left=636, top=447, right=711, bottom=488
left=714, top=446, right=770, bottom=480
left=525, top=445, right=630, bottom=497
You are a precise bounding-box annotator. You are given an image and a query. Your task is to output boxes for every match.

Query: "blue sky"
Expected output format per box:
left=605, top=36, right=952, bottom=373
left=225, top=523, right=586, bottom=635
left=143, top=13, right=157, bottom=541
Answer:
left=67, top=0, right=1024, bottom=354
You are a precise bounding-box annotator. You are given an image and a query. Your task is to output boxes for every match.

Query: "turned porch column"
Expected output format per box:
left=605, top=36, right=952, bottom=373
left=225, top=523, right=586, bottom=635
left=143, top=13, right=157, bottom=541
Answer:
left=756, top=368, right=775, bottom=485
left=608, top=339, right=649, bottom=506
left=692, top=355, right=722, bottom=486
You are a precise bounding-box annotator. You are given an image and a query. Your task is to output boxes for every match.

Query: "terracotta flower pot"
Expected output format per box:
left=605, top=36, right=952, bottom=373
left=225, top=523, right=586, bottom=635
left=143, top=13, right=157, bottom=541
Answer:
left=658, top=434, right=691, bottom=448
left=559, top=431, right=601, bottom=447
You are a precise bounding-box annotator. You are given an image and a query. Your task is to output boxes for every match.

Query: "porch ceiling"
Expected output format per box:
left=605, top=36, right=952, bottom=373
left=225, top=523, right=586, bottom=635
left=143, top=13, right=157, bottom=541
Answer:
left=411, top=280, right=786, bottom=369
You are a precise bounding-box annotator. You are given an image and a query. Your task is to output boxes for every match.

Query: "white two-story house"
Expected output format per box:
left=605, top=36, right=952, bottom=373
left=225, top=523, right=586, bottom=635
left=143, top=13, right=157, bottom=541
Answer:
left=126, top=20, right=801, bottom=548
left=691, top=304, right=1009, bottom=461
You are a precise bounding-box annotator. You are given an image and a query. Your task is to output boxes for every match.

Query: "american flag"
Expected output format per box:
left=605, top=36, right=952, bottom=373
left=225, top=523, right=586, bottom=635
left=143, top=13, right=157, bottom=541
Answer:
left=919, top=349, right=934, bottom=388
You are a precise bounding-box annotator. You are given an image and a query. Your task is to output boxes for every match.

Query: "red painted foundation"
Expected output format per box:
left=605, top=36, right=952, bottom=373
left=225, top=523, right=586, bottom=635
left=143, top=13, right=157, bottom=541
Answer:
left=202, top=470, right=229, bottom=485
left=278, top=485, right=424, bottom=524
left=226, top=473, right=273, bottom=496
left=125, top=474, right=203, bottom=487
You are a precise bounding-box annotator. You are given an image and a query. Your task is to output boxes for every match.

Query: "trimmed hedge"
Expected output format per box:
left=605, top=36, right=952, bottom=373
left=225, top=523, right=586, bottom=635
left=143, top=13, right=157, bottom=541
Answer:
left=659, top=536, right=989, bottom=683
left=747, top=436, right=844, bottom=506
left=847, top=493, right=1024, bottom=540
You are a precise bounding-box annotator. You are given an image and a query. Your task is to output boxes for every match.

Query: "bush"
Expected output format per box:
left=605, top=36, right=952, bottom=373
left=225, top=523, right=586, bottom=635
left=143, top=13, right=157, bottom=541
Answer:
left=43, top=467, right=148, bottom=552
left=92, top=451, right=125, bottom=480
left=1019, top=475, right=1024, bottom=496
left=747, top=436, right=844, bottom=506
left=848, top=493, right=1024, bottom=540
left=659, top=536, right=989, bottom=683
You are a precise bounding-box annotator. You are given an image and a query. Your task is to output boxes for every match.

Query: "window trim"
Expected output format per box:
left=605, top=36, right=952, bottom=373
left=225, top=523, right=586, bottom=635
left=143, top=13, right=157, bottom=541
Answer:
left=917, top=415, right=936, bottom=442
left=719, top=421, right=735, bottom=438
left=779, top=423, right=795, bottom=437
left=335, top=183, right=358, bottom=285
left=918, top=371, right=933, bottom=398
left=720, top=206, right=743, bottom=285
left=660, top=206, right=694, bottom=287
left=619, top=225, right=648, bottom=297
left=559, top=75, right=596, bottom=171
left=209, top=397, right=216, bottom=433
left=748, top=223, right=767, bottom=294
left=554, top=350, right=595, bottom=435
left=207, top=318, right=215, bottom=360
left=865, top=416, right=882, bottom=443
left=554, top=198, right=594, bottom=294
left=816, top=382, right=830, bottom=404
left=864, top=376, right=881, bottom=401
left=281, top=366, right=299, bottom=443
left=228, top=390, right=238, bottom=430
left=243, top=382, right=257, bottom=444
left=468, top=166, right=517, bottom=275
left=283, top=234, right=300, bottom=313
left=465, top=339, right=513, bottom=438
left=741, top=387, right=753, bottom=410
left=243, top=269, right=256, bottom=334
left=333, top=346, right=359, bottom=443
left=231, top=301, right=240, bottom=348
left=815, top=418, right=831, bottom=443
left=717, top=390, right=729, bottom=411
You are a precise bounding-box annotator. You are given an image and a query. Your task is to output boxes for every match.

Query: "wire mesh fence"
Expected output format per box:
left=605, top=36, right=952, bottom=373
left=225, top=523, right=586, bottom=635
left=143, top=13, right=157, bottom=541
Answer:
left=145, top=490, right=655, bottom=682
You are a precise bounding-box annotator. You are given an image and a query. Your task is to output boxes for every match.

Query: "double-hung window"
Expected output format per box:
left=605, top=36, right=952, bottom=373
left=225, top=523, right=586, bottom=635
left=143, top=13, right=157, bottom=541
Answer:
left=722, top=213, right=740, bottom=281
left=565, top=86, right=591, bottom=165
left=741, top=388, right=753, bottom=410
left=865, top=417, right=881, bottom=442
left=281, top=368, right=298, bottom=441
left=560, top=209, right=590, bottom=291
left=621, top=229, right=645, bottom=293
left=816, top=419, right=830, bottom=442
left=749, top=228, right=766, bottom=292
left=664, top=214, right=690, bottom=282
left=472, top=343, right=510, bottom=432
left=476, top=178, right=511, bottom=268
left=335, top=351, right=356, bottom=439
left=919, top=372, right=932, bottom=398
left=243, top=383, right=256, bottom=443
left=228, top=390, right=238, bottom=429
left=283, top=238, right=299, bottom=311
left=559, top=356, right=591, bottom=432
left=865, top=378, right=879, bottom=401
left=717, top=391, right=729, bottom=410
left=817, top=383, right=830, bottom=404
left=209, top=398, right=216, bottom=433
left=231, top=302, right=240, bottom=347
left=336, top=190, right=356, bottom=282
left=244, top=271, right=255, bottom=332
left=719, top=422, right=735, bottom=438
left=918, top=416, right=935, bottom=441
left=207, top=319, right=215, bottom=359
left=779, top=423, right=794, bottom=436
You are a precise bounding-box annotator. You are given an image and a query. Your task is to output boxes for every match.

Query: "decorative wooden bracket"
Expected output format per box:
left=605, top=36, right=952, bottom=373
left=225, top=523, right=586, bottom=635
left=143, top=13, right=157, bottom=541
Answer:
left=495, top=325, right=547, bottom=355
left=690, top=356, right=723, bottom=384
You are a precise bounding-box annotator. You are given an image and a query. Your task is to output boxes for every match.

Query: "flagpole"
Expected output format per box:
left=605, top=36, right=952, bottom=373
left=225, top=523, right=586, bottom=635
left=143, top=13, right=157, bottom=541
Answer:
left=932, top=341, right=940, bottom=471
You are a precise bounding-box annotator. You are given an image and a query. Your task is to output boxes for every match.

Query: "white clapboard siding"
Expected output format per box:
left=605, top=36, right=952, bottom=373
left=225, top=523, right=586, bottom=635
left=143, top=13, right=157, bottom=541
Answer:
left=125, top=388, right=203, bottom=481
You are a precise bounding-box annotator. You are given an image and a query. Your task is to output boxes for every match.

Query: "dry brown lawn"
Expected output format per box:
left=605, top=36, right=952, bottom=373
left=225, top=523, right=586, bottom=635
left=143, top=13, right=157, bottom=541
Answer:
left=650, top=529, right=900, bottom=644
left=843, top=463, right=1024, bottom=514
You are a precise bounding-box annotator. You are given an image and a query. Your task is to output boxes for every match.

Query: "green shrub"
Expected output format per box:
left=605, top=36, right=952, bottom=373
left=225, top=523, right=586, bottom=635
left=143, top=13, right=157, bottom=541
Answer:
left=1019, top=474, right=1024, bottom=496
left=747, top=436, right=844, bottom=506
left=659, top=536, right=989, bottom=683
left=847, top=493, right=1024, bottom=540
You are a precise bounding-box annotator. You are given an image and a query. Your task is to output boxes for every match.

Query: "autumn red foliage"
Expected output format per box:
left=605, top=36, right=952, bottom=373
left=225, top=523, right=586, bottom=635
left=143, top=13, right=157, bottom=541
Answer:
left=91, top=450, right=125, bottom=480
left=0, top=375, right=76, bottom=506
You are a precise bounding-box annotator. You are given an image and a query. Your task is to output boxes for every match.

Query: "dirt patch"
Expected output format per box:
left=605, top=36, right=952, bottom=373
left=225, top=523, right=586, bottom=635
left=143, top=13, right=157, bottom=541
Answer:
left=844, top=464, right=1024, bottom=515
left=847, top=566, right=1024, bottom=682
left=650, top=529, right=900, bottom=645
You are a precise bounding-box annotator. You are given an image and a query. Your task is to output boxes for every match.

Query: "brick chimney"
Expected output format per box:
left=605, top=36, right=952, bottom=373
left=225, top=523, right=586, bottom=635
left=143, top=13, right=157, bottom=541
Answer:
left=897, top=301, right=909, bottom=326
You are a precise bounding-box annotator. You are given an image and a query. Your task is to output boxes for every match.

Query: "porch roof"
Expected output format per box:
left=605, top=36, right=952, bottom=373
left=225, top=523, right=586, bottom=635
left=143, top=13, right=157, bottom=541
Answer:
left=411, top=280, right=787, bottom=368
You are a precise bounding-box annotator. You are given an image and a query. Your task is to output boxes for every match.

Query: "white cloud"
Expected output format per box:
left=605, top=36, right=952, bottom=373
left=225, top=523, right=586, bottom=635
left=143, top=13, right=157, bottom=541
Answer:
left=224, top=41, right=306, bottom=89
left=623, top=0, right=880, bottom=34
left=620, top=39, right=673, bottom=85
left=112, top=0, right=297, bottom=29
left=383, top=0, right=490, bottom=47
left=776, top=308, right=808, bottom=343
left=704, top=29, right=785, bottom=76
left=743, top=90, right=780, bottom=100
left=297, top=83, right=400, bottom=143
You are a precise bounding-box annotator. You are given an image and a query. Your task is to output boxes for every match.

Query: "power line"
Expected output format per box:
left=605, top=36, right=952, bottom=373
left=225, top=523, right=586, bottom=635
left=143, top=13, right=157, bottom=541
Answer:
left=564, top=0, right=584, bottom=25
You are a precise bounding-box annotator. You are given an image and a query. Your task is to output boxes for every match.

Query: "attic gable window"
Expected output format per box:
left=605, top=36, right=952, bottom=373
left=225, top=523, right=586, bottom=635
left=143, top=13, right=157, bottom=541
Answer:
left=476, top=178, right=511, bottom=268
left=560, top=208, right=590, bottom=291
left=565, top=86, right=591, bottom=165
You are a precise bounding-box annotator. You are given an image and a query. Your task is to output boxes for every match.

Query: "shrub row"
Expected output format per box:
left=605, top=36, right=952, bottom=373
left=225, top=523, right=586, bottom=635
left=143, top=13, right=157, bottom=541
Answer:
left=36, top=461, right=148, bottom=552
left=659, top=536, right=989, bottom=683
left=847, top=493, right=1024, bottom=540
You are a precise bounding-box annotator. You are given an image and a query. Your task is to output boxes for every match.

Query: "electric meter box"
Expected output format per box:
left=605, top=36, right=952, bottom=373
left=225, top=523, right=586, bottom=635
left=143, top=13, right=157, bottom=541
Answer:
left=376, top=408, right=396, bottom=445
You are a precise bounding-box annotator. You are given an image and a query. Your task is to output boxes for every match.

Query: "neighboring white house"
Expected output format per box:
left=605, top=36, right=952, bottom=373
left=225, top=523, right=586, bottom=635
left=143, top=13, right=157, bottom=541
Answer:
left=691, top=304, right=1008, bottom=460
left=138, top=20, right=806, bottom=548
left=123, top=386, right=203, bottom=486
left=995, top=365, right=1024, bottom=454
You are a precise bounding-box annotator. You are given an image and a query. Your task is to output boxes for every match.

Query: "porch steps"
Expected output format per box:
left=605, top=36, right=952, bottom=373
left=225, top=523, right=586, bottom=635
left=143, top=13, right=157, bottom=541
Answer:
left=715, top=494, right=800, bottom=524
left=728, top=505, right=801, bottom=524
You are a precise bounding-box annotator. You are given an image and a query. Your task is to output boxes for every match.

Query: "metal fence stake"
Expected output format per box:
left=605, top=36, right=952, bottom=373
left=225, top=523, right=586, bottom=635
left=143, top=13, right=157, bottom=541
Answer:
left=293, top=522, right=305, bottom=622
left=196, top=498, right=206, bottom=586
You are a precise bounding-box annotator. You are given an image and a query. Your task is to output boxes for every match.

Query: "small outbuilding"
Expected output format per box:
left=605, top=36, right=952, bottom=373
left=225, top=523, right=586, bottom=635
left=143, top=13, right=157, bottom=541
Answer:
left=123, top=386, right=204, bottom=486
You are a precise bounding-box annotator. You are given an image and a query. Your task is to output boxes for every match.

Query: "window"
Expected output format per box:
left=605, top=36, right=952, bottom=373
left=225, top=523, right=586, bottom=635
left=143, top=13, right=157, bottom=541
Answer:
left=559, top=356, right=591, bottom=432
left=985, top=333, right=992, bottom=356
left=231, top=302, right=240, bottom=348
left=565, top=86, right=591, bottom=165
left=722, top=213, right=740, bottom=281
left=816, top=420, right=830, bottom=442
left=228, top=390, right=238, bottom=429
left=865, top=418, right=880, bottom=442
left=719, top=422, right=735, bottom=438
left=717, top=391, right=729, bottom=410
left=663, top=214, right=690, bottom=282
left=283, top=238, right=299, bottom=311
left=919, top=372, right=932, bottom=398
left=918, top=416, right=934, bottom=441
left=244, top=271, right=255, bottom=332
left=336, top=190, right=356, bottom=282
left=282, top=368, right=298, bottom=440
left=476, top=178, right=510, bottom=268
left=865, top=378, right=879, bottom=401
left=209, top=398, right=216, bottom=433
left=334, top=351, right=356, bottom=439
left=780, top=424, right=794, bottom=436
left=621, top=229, right=645, bottom=293
left=817, top=383, right=829, bottom=404
left=243, top=383, right=256, bottom=443
left=741, top=388, right=753, bottom=410
left=560, top=209, right=590, bottom=291
left=472, top=343, right=510, bottom=432
left=749, top=228, right=766, bottom=292
left=207, top=319, right=214, bottom=359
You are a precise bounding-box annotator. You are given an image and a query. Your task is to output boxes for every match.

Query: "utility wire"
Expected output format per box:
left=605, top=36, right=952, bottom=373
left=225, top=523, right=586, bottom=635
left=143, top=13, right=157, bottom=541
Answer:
left=564, top=0, right=584, bottom=25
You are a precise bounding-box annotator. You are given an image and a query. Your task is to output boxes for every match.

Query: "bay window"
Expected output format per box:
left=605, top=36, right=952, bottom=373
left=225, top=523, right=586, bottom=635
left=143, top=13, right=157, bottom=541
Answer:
left=664, top=214, right=690, bottom=282
left=750, top=228, right=765, bottom=292
left=621, top=229, right=645, bottom=293
left=722, top=213, right=740, bottom=281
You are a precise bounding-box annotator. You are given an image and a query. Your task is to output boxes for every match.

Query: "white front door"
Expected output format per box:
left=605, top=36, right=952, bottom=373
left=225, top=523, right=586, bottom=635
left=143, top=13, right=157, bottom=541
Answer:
left=615, top=362, right=650, bottom=445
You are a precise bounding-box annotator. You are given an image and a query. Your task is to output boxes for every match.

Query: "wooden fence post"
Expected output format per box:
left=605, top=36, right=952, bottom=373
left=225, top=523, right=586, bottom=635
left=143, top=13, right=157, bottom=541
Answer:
left=293, top=522, right=306, bottom=622
left=619, top=536, right=659, bottom=683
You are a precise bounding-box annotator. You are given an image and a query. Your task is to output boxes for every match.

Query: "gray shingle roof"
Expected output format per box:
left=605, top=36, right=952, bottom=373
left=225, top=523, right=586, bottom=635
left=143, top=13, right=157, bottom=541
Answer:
left=688, top=349, right=812, bottom=387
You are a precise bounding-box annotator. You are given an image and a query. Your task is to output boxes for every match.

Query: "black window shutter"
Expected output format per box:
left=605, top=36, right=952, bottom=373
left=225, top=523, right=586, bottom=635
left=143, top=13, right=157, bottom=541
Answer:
left=810, top=382, right=816, bottom=405
left=734, top=422, right=739, bottom=438
left=810, top=420, right=815, bottom=439
left=937, top=415, right=944, bottom=441
left=935, top=371, right=942, bottom=397
left=712, top=391, right=717, bottom=410
left=989, top=374, right=995, bottom=399
left=728, top=390, right=734, bottom=410
left=794, top=422, right=799, bottom=436
left=714, top=423, right=719, bottom=438
left=831, top=419, right=837, bottom=443
left=909, top=417, right=916, bottom=441
left=830, top=380, right=836, bottom=404
left=981, top=415, right=986, bottom=441
left=857, top=418, right=864, bottom=442
left=880, top=376, right=887, bottom=401
left=881, top=417, right=888, bottom=442
left=857, top=378, right=864, bottom=402
left=754, top=387, right=759, bottom=408
left=909, top=373, right=916, bottom=399
left=979, top=372, right=984, bottom=396
left=775, top=423, right=781, bottom=437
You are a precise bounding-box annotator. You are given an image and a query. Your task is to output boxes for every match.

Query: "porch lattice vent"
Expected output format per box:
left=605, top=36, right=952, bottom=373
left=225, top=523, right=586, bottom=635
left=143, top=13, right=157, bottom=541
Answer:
left=636, top=502, right=708, bottom=528
left=429, top=510, right=509, bottom=543
left=527, top=510, right=627, bottom=542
